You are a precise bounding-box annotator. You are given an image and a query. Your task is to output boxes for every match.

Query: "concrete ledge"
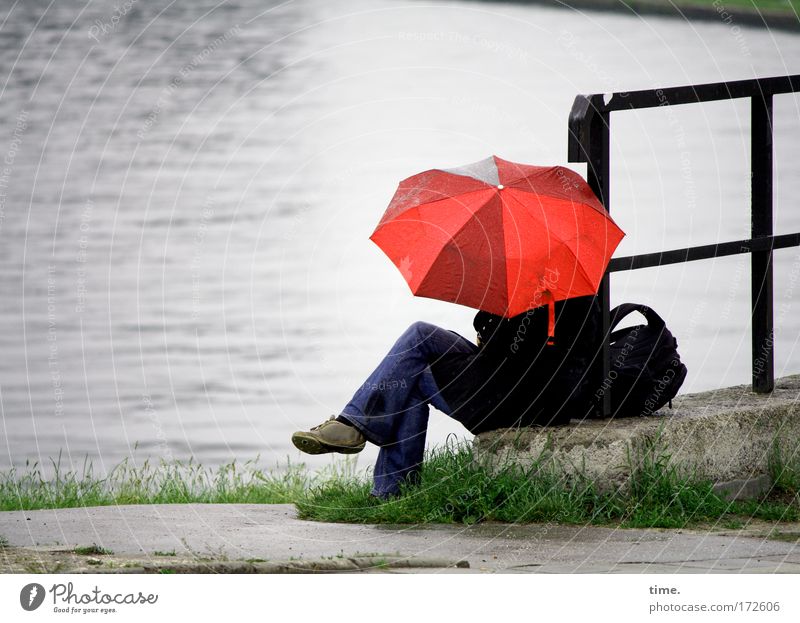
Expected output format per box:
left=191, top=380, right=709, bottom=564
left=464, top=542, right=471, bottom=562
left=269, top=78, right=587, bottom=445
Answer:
left=473, top=374, right=800, bottom=495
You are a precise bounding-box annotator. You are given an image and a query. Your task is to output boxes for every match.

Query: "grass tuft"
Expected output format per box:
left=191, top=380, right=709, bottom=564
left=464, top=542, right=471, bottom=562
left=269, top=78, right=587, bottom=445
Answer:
left=0, top=455, right=318, bottom=511
left=72, top=544, right=113, bottom=556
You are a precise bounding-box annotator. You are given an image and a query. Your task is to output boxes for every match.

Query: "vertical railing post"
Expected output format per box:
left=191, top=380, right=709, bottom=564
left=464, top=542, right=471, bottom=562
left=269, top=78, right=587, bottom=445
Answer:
left=751, top=92, right=774, bottom=393
left=587, top=111, right=612, bottom=417
left=568, top=95, right=613, bottom=417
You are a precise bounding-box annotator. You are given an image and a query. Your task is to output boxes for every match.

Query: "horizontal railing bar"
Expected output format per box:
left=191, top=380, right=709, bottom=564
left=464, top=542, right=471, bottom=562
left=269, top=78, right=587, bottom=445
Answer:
left=608, top=232, right=800, bottom=272
left=587, top=74, right=800, bottom=112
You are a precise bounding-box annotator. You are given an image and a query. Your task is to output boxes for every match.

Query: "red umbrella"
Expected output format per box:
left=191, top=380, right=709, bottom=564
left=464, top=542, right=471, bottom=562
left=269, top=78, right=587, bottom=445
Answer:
left=369, top=155, right=625, bottom=341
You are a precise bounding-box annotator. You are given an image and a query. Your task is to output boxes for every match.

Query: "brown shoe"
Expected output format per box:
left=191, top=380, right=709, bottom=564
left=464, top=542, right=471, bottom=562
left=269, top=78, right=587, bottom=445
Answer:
left=291, top=416, right=366, bottom=455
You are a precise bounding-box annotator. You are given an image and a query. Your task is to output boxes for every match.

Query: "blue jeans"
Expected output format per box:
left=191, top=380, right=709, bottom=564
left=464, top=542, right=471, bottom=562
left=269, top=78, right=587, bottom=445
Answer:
left=339, top=321, right=479, bottom=498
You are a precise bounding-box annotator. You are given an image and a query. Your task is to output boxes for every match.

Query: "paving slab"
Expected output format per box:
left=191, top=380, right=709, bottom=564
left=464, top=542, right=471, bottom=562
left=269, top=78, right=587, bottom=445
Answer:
left=2, top=504, right=799, bottom=573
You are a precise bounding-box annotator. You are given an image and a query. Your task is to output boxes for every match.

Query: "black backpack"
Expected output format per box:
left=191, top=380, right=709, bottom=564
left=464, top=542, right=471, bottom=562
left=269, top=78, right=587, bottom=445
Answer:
left=589, top=303, right=688, bottom=419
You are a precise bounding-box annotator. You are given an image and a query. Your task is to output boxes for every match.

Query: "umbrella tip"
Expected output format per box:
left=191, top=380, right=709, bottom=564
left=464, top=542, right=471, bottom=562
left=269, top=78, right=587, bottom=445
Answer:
left=497, top=184, right=504, bottom=190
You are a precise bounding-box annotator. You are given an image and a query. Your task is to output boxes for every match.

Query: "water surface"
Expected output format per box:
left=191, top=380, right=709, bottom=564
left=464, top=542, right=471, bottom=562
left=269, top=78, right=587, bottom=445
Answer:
left=1, top=0, right=799, bottom=473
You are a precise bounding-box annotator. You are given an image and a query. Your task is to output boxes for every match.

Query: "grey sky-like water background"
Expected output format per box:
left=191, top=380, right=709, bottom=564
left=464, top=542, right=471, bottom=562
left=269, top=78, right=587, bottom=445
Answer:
left=1, top=0, right=799, bottom=475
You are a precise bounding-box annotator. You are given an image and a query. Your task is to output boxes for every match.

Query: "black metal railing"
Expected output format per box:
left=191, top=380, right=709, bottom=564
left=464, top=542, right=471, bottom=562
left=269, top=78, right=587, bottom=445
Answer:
left=567, top=74, right=800, bottom=417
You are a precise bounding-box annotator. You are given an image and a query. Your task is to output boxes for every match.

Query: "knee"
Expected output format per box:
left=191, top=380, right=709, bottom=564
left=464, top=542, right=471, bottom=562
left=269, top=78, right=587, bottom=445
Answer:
left=405, top=321, right=438, bottom=339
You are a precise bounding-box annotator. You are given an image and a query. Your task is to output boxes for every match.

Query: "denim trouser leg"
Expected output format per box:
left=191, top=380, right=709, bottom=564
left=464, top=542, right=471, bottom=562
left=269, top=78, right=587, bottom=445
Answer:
left=339, top=321, right=478, bottom=498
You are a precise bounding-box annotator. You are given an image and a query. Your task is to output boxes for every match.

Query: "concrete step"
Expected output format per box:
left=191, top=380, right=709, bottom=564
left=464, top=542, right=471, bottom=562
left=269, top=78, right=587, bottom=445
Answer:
left=473, top=374, right=800, bottom=498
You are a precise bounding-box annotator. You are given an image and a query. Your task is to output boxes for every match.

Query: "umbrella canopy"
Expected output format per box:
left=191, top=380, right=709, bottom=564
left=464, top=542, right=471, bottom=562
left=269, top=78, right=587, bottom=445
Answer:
left=370, top=155, right=625, bottom=339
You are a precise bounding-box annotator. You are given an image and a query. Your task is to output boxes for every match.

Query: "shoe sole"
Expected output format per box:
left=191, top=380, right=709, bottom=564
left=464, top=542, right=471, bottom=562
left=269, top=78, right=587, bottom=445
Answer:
left=291, top=432, right=365, bottom=455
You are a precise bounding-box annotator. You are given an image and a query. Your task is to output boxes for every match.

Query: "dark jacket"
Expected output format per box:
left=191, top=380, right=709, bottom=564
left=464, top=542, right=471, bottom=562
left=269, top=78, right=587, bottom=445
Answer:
left=429, top=295, right=601, bottom=433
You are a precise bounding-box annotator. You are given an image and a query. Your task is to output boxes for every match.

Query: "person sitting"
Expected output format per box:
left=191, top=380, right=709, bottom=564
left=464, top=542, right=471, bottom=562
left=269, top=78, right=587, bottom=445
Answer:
left=291, top=295, right=601, bottom=498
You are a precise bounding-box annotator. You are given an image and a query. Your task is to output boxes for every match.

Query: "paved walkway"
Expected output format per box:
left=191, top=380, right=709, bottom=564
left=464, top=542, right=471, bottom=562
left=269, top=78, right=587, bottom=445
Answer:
left=2, top=504, right=799, bottom=573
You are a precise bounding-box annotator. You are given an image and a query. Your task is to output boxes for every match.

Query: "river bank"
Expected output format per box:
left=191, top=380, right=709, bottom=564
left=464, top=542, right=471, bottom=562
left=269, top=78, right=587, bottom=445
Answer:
left=3, top=376, right=799, bottom=530
left=1, top=439, right=798, bottom=531
left=491, top=0, right=800, bottom=32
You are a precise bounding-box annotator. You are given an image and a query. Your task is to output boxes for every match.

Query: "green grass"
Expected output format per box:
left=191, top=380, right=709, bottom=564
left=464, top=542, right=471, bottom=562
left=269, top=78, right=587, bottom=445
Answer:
left=72, top=544, right=113, bottom=556
left=696, top=0, right=800, bottom=13
left=681, top=0, right=800, bottom=12
left=295, top=437, right=734, bottom=528
left=0, top=453, right=321, bottom=511
left=602, top=0, right=800, bottom=14
left=1, top=438, right=798, bottom=530
left=295, top=435, right=800, bottom=529
left=768, top=530, right=800, bottom=542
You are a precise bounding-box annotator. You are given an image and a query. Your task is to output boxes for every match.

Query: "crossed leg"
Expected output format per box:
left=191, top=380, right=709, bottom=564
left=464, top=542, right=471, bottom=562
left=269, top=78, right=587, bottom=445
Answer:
left=339, top=321, right=478, bottom=497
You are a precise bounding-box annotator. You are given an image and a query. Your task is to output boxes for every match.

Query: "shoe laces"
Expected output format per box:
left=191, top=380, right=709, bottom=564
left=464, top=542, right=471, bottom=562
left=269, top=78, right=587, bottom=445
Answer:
left=310, top=415, right=337, bottom=431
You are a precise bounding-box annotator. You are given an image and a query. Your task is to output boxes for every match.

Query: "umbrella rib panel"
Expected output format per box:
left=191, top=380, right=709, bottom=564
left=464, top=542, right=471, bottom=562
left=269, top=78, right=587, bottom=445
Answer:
left=415, top=191, right=510, bottom=314
left=372, top=188, right=498, bottom=293
left=502, top=189, right=599, bottom=297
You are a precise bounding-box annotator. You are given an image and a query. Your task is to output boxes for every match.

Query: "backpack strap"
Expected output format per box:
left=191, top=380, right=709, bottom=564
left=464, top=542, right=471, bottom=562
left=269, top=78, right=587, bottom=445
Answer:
left=609, top=325, right=640, bottom=345
left=608, top=303, right=666, bottom=335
